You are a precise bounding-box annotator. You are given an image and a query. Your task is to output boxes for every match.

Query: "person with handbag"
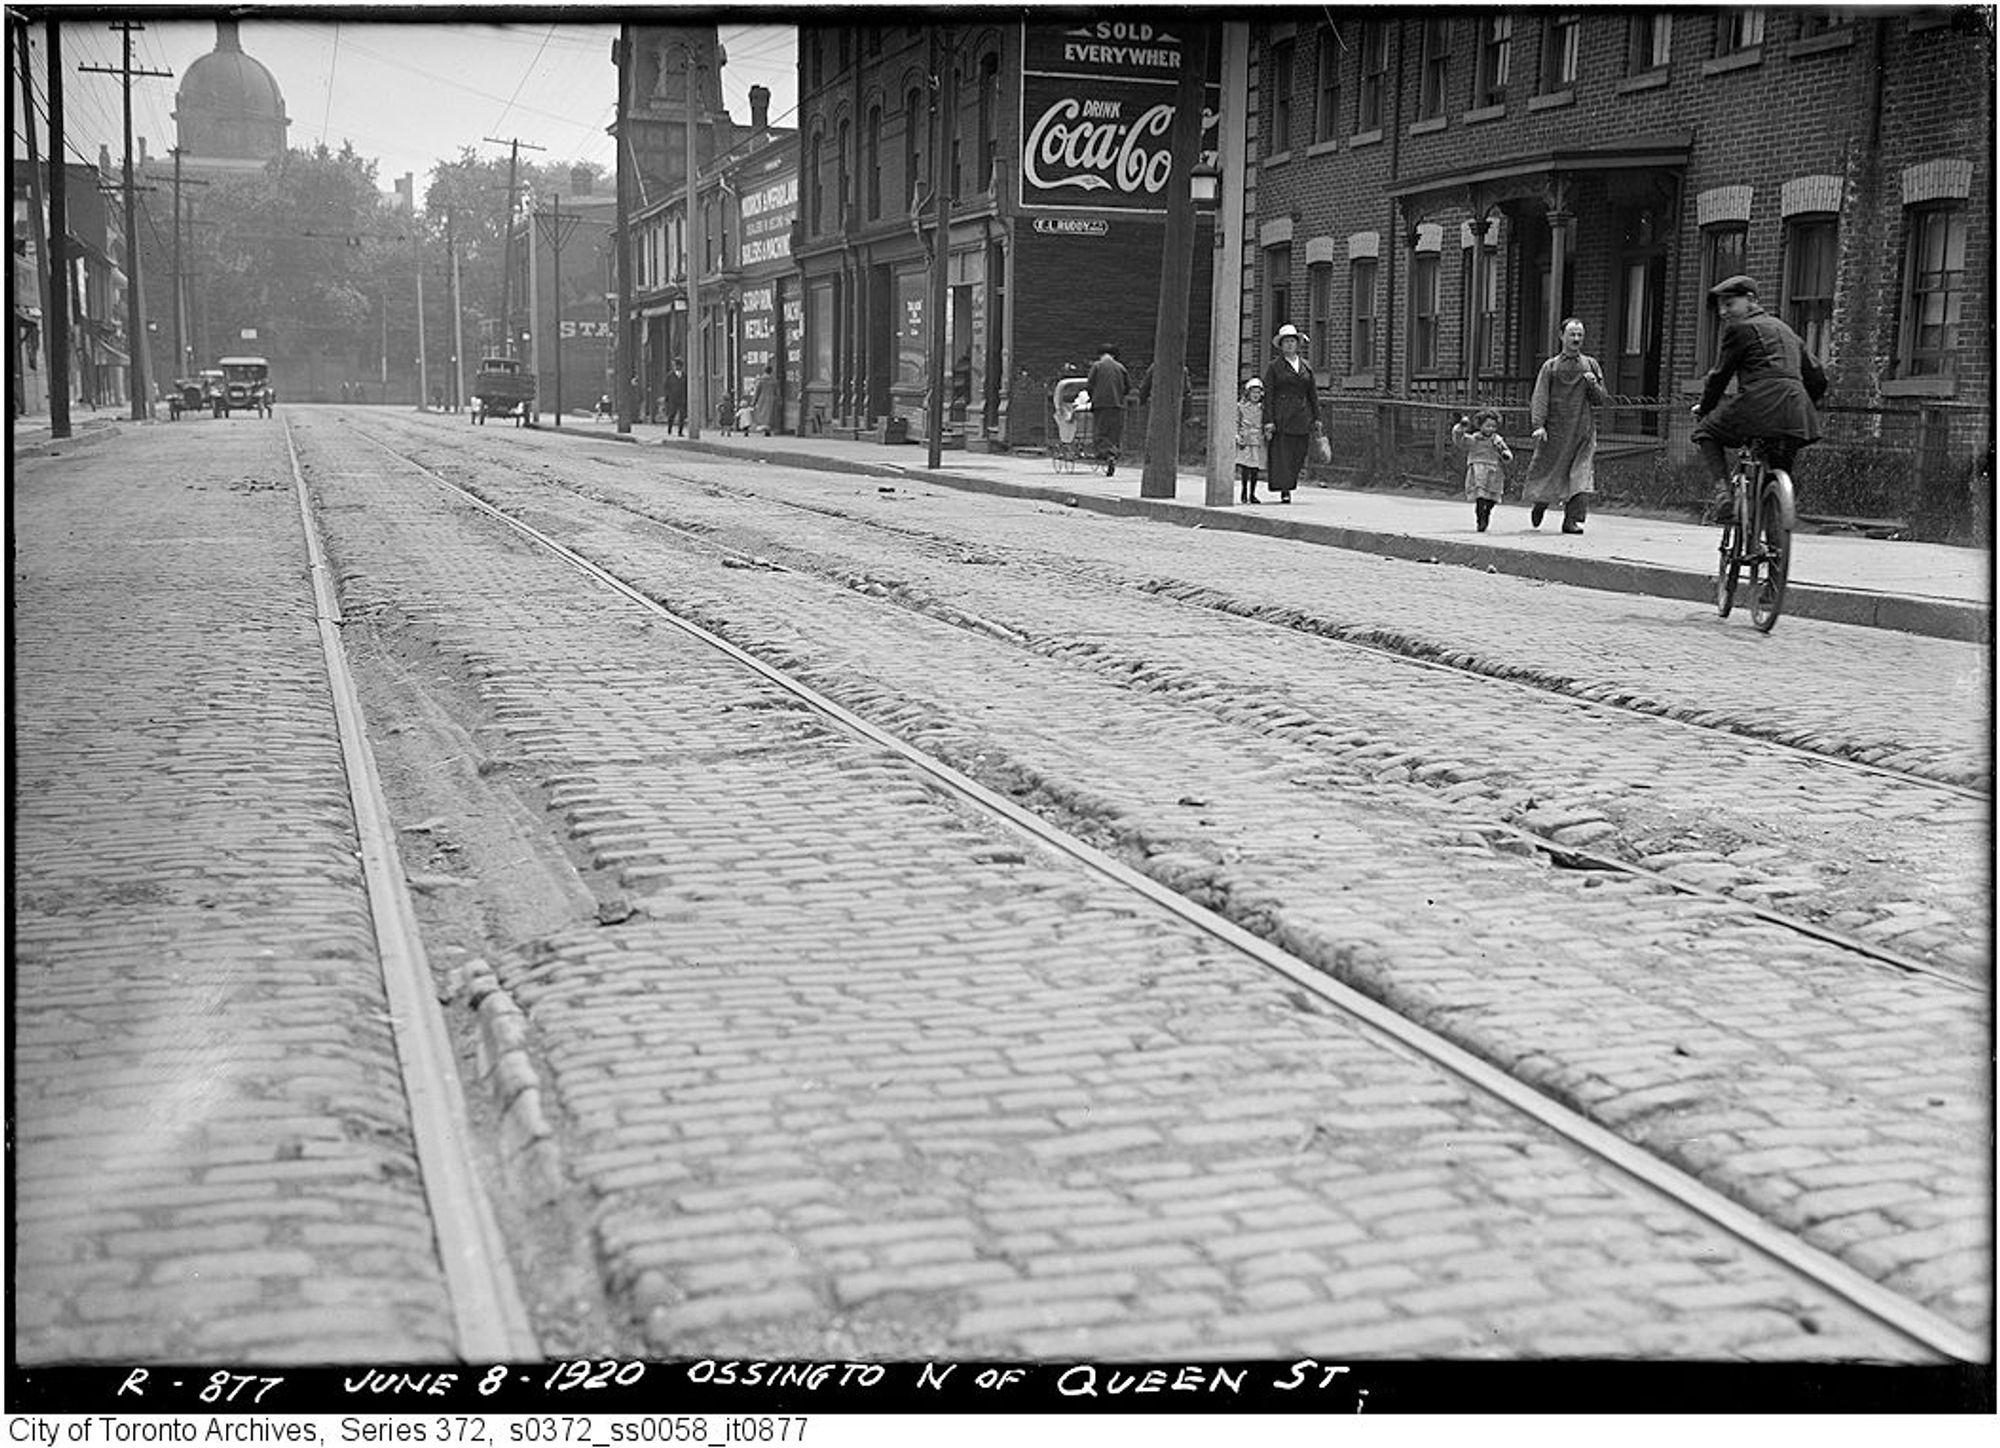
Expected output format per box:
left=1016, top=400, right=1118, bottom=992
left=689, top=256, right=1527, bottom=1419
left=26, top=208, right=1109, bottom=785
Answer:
left=1259, top=323, right=1322, bottom=504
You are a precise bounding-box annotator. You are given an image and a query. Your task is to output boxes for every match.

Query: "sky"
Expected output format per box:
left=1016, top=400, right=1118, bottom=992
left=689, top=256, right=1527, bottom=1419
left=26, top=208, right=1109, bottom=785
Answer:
left=20, top=12, right=799, bottom=195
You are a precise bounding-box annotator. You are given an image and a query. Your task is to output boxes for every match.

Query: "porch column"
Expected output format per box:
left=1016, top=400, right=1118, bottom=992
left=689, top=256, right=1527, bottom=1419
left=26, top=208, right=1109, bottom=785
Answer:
left=1544, top=181, right=1573, bottom=358
left=1464, top=196, right=1490, bottom=398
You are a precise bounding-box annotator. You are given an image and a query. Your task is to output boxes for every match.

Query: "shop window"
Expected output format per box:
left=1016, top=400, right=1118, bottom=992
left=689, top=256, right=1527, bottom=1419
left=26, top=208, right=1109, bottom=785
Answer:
left=978, top=53, right=999, bottom=191
left=1783, top=215, right=1837, bottom=361
left=1539, top=12, right=1580, bottom=91
left=1410, top=251, right=1440, bottom=372
left=1418, top=19, right=1451, bottom=119
left=1307, top=263, right=1333, bottom=369
left=1350, top=258, right=1377, bottom=374
left=1697, top=222, right=1747, bottom=361
left=1314, top=28, right=1339, bottom=144
left=1629, top=14, right=1671, bottom=72
left=1357, top=22, right=1387, bottom=132
left=1269, top=39, right=1295, bottom=154
left=1901, top=206, right=1965, bottom=376
left=1475, top=16, right=1512, bottom=108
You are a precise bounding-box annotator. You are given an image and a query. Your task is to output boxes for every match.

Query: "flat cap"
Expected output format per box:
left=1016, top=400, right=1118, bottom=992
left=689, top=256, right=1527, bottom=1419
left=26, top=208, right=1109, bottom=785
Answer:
left=1708, top=274, right=1759, bottom=299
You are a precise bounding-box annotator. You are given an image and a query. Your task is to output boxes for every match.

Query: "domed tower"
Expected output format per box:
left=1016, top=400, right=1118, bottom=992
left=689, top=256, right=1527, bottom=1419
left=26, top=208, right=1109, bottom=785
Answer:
left=173, top=19, right=289, bottom=173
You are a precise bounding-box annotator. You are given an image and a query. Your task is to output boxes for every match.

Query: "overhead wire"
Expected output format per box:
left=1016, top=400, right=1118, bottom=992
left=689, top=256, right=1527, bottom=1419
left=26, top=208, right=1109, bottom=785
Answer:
left=487, top=22, right=556, bottom=137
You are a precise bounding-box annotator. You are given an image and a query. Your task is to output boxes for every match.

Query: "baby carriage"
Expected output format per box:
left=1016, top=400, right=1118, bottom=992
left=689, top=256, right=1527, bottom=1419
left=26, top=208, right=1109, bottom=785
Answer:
left=1049, top=375, right=1099, bottom=474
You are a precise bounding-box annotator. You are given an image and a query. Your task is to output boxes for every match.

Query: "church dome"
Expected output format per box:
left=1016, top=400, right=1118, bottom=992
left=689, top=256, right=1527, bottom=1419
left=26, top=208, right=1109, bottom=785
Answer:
left=173, top=20, right=289, bottom=165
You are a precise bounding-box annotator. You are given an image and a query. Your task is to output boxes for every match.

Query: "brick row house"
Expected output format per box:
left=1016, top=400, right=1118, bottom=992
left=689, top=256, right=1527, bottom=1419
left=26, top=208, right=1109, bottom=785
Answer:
left=792, top=21, right=1216, bottom=447
left=11, top=158, right=133, bottom=414
left=1240, top=7, right=1989, bottom=516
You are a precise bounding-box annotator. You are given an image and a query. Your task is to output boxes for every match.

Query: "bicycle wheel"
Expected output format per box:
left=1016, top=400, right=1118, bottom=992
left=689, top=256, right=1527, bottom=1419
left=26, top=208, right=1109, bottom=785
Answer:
left=1750, top=476, right=1792, bottom=632
left=1714, top=485, right=1744, bottom=617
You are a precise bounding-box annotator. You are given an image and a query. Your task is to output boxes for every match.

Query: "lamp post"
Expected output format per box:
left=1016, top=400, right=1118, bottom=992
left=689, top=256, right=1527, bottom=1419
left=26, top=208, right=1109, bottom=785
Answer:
left=1138, top=23, right=1213, bottom=500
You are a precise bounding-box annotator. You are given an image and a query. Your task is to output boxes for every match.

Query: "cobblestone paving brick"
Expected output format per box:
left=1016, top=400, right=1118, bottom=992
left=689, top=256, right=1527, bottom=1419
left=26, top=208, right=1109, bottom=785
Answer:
left=299, top=417, right=1958, bottom=1359
left=367, top=428, right=1993, bottom=1335
left=11, top=426, right=458, bottom=1363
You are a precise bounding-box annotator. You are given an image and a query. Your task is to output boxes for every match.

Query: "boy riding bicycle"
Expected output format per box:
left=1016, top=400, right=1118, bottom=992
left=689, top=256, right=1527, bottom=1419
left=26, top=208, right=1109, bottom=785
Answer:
left=1691, top=275, right=1828, bottom=522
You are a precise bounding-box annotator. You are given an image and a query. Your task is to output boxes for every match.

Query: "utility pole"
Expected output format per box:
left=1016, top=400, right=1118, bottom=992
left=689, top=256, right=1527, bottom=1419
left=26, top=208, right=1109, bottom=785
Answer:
left=537, top=194, right=580, bottom=426
left=44, top=19, right=70, bottom=436
left=925, top=27, right=956, bottom=471
left=526, top=190, right=541, bottom=422
left=1139, top=24, right=1211, bottom=499
left=613, top=25, right=633, bottom=434
left=1204, top=22, right=1248, bottom=507
left=82, top=21, right=171, bottom=418
left=163, top=148, right=208, bottom=381
left=18, top=17, right=59, bottom=426
left=483, top=134, right=544, bottom=358
left=448, top=211, right=466, bottom=411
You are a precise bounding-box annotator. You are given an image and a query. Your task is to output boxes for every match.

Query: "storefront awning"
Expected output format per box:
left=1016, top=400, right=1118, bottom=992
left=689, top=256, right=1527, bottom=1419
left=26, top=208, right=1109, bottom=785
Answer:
left=1392, top=134, right=1692, bottom=208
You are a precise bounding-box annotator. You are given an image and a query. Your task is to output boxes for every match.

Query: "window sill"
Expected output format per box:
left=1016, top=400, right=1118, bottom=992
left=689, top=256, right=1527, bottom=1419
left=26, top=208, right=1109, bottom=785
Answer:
left=1879, top=376, right=1957, bottom=398
left=1343, top=373, right=1377, bottom=390
left=1527, top=89, right=1574, bottom=112
left=1616, top=69, right=1671, bottom=95
left=1264, top=150, right=1292, bottom=170
left=1349, top=128, right=1384, bottom=149
left=1703, top=48, right=1764, bottom=78
left=1789, top=28, right=1856, bottom=59
left=1306, top=138, right=1339, bottom=158
left=1462, top=103, right=1507, bottom=124
left=1409, top=115, right=1447, bottom=136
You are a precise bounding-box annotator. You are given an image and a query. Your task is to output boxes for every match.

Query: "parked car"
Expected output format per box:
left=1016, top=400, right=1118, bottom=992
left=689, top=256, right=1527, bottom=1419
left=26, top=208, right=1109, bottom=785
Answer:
left=215, top=356, right=274, bottom=418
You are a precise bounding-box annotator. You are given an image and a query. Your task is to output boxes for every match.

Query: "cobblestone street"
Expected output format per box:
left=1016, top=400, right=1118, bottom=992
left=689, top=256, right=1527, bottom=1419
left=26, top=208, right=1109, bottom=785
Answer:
left=9, top=412, right=1990, bottom=1374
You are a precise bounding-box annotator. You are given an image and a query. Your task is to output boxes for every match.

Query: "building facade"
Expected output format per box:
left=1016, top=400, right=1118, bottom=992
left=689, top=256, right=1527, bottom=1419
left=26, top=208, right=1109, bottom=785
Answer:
left=1239, top=8, right=1989, bottom=514
left=792, top=20, right=1216, bottom=448
left=504, top=167, right=617, bottom=417
left=12, top=160, right=132, bottom=414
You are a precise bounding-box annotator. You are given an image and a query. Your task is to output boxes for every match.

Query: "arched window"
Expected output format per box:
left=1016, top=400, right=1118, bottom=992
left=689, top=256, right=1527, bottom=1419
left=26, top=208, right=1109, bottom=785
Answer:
left=977, top=53, right=999, bottom=192
left=905, top=87, right=925, bottom=209
left=837, top=118, right=852, bottom=226
left=866, top=105, right=883, bottom=220
left=808, top=131, right=824, bottom=233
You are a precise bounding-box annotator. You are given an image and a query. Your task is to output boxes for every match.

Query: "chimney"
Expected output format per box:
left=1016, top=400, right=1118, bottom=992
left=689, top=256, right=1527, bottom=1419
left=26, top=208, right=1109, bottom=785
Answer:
left=749, top=85, right=770, bottom=133
left=570, top=166, right=593, bottom=197
left=98, top=143, right=112, bottom=175
left=138, top=137, right=148, bottom=166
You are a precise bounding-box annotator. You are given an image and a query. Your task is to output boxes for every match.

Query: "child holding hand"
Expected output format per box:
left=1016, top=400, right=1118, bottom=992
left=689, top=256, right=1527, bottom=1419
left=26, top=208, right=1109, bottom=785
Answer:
left=1452, top=407, right=1514, bottom=532
left=1235, top=377, right=1267, bottom=504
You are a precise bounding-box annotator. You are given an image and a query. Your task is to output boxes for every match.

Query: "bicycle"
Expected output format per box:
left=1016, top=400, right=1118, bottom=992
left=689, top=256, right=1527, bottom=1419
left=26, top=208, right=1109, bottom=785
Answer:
left=1713, top=438, right=1795, bottom=632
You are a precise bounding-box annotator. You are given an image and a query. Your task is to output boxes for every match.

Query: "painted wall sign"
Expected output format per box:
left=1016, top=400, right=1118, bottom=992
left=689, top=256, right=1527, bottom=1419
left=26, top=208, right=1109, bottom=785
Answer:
left=1019, top=20, right=1221, bottom=214
left=739, top=169, right=798, bottom=268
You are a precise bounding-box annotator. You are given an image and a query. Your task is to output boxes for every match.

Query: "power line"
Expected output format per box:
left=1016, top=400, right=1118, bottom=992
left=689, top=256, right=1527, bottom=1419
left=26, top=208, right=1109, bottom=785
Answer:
left=488, top=22, right=556, bottom=137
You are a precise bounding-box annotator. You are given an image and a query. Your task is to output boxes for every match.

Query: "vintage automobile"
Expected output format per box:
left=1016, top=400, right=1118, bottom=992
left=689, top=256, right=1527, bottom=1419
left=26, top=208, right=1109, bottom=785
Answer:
left=470, top=355, right=536, bottom=426
left=215, top=356, right=274, bottom=418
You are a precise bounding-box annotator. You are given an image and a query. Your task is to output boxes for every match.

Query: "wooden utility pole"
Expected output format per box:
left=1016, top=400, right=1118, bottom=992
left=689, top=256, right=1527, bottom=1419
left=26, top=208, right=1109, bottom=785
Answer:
left=537, top=195, right=580, bottom=425
left=43, top=19, right=70, bottom=436
left=1205, top=22, right=1248, bottom=507
left=448, top=211, right=467, bottom=411
left=163, top=148, right=208, bottom=380
left=925, top=27, right=955, bottom=470
left=18, top=18, right=59, bottom=425
left=1139, top=24, right=1211, bottom=499
left=484, top=134, right=544, bottom=358
left=613, top=25, right=633, bottom=433
left=682, top=40, right=705, bottom=440
left=82, top=21, right=171, bottom=418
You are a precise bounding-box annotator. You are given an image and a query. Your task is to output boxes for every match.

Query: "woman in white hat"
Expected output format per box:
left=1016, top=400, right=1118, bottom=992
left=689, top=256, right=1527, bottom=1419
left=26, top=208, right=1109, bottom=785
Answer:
left=1259, top=323, right=1321, bottom=503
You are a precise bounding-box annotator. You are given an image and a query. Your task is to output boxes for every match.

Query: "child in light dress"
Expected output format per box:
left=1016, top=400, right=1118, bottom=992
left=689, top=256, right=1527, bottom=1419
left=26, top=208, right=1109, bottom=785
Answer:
left=1452, top=407, right=1514, bottom=532
left=1234, top=377, right=1267, bottom=504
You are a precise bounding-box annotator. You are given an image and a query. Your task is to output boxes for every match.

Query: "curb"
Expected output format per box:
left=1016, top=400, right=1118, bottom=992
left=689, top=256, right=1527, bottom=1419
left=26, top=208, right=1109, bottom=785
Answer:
left=548, top=425, right=1990, bottom=643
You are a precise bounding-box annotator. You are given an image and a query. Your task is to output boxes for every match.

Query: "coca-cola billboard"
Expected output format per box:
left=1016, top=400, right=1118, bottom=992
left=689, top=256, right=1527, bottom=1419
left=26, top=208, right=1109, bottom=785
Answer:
left=1019, top=21, right=1220, bottom=215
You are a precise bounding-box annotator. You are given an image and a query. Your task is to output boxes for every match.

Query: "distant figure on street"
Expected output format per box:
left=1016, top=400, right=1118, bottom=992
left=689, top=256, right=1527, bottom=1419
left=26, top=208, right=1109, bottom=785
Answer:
left=663, top=361, right=688, bottom=435
left=1234, top=376, right=1266, bottom=504
left=751, top=364, right=779, bottom=435
left=1453, top=407, right=1515, bottom=533
left=1525, top=317, right=1609, bottom=534
left=1084, top=343, right=1130, bottom=474
left=341, top=380, right=352, bottom=403
left=595, top=393, right=613, bottom=420
left=1259, top=323, right=1321, bottom=504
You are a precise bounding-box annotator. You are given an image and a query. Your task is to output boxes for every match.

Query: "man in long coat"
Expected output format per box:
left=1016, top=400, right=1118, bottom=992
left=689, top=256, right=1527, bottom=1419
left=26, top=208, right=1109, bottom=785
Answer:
left=1525, top=317, right=1609, bottom=534
left=1693, top=275, right=1827, bottom=520
left=1084, top=344, right=1131, bottom=474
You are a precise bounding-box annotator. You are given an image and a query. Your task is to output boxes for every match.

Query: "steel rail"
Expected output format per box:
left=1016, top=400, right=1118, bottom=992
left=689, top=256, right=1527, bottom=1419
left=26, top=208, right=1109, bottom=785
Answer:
left=284, top=418, right=542, bottom=1362
left=346, top=421, right=1986, bottom=1365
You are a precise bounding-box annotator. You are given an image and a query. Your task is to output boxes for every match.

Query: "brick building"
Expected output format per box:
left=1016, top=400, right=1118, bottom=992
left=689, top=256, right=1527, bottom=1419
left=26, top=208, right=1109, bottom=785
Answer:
left=1239, top=8, right=1990, bottom=514
left=504, top=168, right=617, bottom=418
left=793, top=20, right=1216, bottom=448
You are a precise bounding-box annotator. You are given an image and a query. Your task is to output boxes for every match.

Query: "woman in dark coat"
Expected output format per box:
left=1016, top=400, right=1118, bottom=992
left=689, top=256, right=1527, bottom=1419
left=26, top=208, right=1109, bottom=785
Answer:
left=1259, top=324, right=1321, bottom=503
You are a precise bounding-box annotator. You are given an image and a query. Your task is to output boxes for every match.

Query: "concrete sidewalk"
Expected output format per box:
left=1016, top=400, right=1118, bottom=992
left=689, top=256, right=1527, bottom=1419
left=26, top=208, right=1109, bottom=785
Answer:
left=536, top=413, right=1989, bottom=641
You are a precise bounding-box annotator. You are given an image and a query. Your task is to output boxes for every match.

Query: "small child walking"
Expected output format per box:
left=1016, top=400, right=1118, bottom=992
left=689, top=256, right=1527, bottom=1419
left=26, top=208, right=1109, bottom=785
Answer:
left=1452, top=408, right=1514, bottom=532
left=1235, top=377, right=1267, bottom=503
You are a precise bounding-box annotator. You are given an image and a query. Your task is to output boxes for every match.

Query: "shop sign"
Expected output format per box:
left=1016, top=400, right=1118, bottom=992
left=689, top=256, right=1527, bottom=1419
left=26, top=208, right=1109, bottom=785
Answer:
left=740, top=171, right=797, bottom=268
left=560, top=319, right=613, bottom=340
left=1032, top=217, right=1109, bottom=237
left=1019, top=20, right=1220, bottom=214
left=739, top=282, right=778, bottom=387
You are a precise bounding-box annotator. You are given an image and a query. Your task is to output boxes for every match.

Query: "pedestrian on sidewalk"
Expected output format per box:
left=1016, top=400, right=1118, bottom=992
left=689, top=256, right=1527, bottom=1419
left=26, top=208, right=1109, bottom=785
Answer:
left=1452, top=408, right=1515, bottom=532
left=751, top=363, right=779, bottom=436
left=663, top=361, right=688, bottom=436
left=1525, top=317, right=1608, bottom=534
left=1235, top=376, right=1267, bottom=503
left=1085, top=344, right=1131, bottom=475
left=1260, top=324, right=1321, bottom=504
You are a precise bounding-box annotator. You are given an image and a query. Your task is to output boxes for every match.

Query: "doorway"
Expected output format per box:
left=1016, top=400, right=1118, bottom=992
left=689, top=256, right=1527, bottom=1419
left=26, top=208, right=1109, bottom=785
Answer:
left=1613, top=204, right=1667, bottom=434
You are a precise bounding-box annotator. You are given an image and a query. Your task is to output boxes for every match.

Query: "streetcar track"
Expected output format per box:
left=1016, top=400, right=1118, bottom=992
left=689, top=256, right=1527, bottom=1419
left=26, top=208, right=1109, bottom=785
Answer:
left=346, top=419, right=1990, bottom=992
left=322, top=416, right=1984, bottom=1363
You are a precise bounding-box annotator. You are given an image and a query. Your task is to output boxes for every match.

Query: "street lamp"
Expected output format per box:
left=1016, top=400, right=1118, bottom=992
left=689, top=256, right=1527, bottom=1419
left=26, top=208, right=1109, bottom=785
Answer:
left=1190, top=162, right=1220, bottom=207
